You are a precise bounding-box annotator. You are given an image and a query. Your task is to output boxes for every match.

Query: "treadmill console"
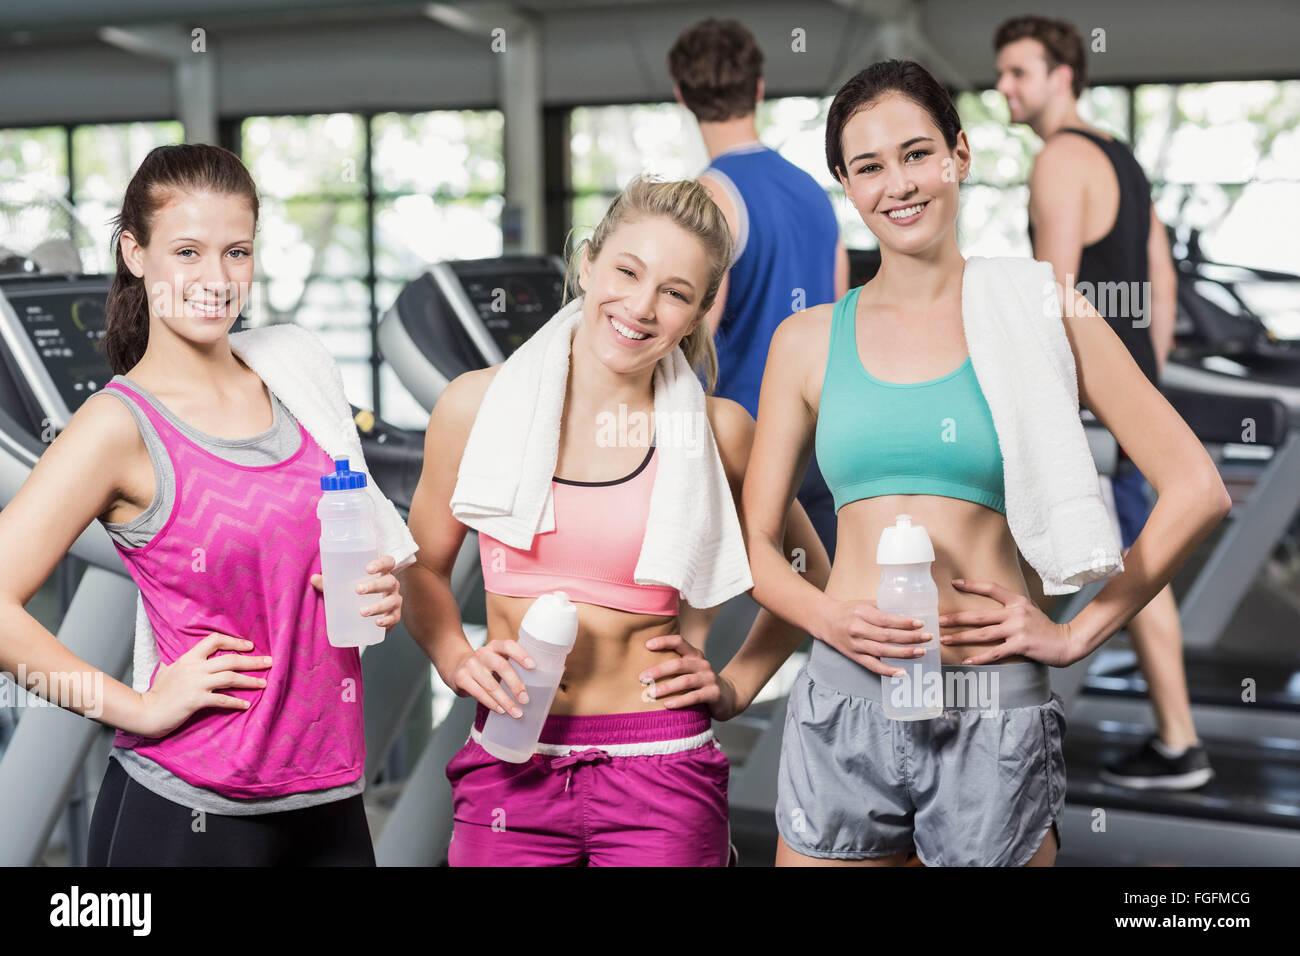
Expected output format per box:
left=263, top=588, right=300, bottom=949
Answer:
left=0, top=275, right=112, bottom=434
left=379, top=254, right=568, bottom=412
left=447, top=257, right=567, bottom=357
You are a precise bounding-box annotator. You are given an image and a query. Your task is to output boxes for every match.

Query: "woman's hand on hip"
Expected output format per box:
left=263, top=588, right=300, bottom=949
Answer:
left=939, top=578, right=1076, bottom=666
left=130, top=632, right=270, bottom=738
left=639, top=633, right=736, bottom=717
left=818, top=598, right=932, bottom=677
left=310, top=554, right=403, bottom=632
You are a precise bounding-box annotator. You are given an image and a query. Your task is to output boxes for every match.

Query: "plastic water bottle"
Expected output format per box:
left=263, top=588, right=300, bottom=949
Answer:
left=877, top=514, right=943, bottom=720
left=479, top=591, right=579, bottom=763
left=317, top=458, right=382, bottom=648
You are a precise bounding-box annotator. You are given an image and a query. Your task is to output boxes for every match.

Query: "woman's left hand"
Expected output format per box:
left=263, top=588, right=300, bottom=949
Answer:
left=638, top=633, right=739, bottom=720
left=310, top=554, right=403, bottom=632
left=939, top=578, right=1076, bottom=667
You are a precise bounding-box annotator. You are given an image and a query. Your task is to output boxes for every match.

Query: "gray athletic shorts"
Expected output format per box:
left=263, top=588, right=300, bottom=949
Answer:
left=776, top=641, right=1067, bottom=866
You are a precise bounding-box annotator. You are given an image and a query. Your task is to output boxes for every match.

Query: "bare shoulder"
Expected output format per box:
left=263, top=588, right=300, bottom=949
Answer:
left=430, top=364, right=501, bottom=434
left=36, top=389, right=145, bottom=506
left=705, top=395, right=755, bottom=445
left=1056, top=284, right=1106, bottom=345
left=1033, top=131, right=1099, bottom=177
left=773, top=301, right=835, bottom=392
left=418, top=364, right=504, bottom=488
left=704, top=395, right=755, bottom=489
left=771, top=301, right=833, bottom=348
left=1055, top=284, right=1122, bottom=386
left=71, top=389, right=145, bottom=454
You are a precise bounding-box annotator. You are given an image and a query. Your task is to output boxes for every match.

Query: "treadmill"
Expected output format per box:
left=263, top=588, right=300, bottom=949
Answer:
left=0, top=272, right=140, bottom=866
left=379, top=255, right=568, bottom=410
left=1052, top=247, right=1300, bottom=865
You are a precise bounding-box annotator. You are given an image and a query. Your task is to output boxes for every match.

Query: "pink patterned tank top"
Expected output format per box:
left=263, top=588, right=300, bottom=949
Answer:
left=105, top=381, right=365, bottom=799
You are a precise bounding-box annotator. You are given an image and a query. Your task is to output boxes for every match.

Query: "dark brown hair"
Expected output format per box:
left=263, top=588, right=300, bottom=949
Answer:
left=825, top=59, right=962, bottom=183
left=993, top=15, right=1088, bottom=99
left=666, top=18, right=764, bottom=123
left=103, top=144, right=259, bottom=375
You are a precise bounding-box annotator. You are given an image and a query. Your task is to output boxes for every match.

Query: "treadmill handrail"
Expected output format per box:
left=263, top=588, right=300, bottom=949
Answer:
left=1177, top=253, right=1300, bottom=287
left=429, top=262, right=505, bottom=367
left=1163, top=360, right=1300, bottom=420
left=1163, top=384, right=1289, bottom=448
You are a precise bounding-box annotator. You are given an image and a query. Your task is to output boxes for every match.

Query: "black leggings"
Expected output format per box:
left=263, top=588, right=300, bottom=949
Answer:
left=87, top=757, right=376, bottom=866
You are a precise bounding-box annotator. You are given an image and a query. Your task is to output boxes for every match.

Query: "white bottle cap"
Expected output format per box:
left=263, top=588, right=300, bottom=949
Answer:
left=520, top=591, right=579, bottom=648
left=876, top=514, right=936, bottom=565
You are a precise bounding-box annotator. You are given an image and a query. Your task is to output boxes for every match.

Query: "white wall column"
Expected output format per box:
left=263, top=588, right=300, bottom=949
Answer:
left=99, top=24, right=218, bottom=145
left=426, top=3, right=544, bottom=254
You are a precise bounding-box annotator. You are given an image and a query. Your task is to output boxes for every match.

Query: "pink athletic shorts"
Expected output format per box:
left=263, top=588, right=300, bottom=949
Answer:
left=446, top=703, right=731, bottom=866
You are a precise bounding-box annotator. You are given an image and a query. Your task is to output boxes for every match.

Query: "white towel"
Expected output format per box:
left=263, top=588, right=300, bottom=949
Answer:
left=450, top=294, right=753, bottom=609
left=229, top=323, right=418, bottom=573
left=962, top=256, right=1124, bottom=594
left=127, top=323, right=420, bottom=690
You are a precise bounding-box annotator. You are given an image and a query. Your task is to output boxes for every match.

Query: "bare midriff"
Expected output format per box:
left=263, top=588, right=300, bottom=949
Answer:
left=828, top=494, right=1057, bottom=666
left=483, top=592, right=684, bottom=715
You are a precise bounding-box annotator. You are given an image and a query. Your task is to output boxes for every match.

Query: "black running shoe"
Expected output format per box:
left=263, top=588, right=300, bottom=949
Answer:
left=1099, top=736, right=1214, bottom=790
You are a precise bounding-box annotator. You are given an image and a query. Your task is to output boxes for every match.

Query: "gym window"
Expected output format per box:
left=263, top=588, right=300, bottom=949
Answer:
left=1138, top=80, right=1300, bottom=293
left=239, top=110, right=504, bottom=429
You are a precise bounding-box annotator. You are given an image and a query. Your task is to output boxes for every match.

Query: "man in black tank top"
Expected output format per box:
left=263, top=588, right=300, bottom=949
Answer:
left=1027, top=127, right=1159, bottom=383
left=993, top=16, right=1213, bottom=793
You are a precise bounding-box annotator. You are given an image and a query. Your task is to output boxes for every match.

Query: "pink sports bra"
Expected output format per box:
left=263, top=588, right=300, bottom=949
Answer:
left=477, top=441, right=680, bottom=617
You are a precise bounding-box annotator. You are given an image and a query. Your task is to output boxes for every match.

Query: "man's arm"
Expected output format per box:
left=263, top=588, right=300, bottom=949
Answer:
left=1027, top=138, right=1089, bottom=296
left=1146, top=203, right=1178, bottom=376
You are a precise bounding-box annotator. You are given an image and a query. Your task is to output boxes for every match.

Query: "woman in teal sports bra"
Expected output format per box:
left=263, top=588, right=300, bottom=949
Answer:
left=742, top=60, right=1230, bottom=867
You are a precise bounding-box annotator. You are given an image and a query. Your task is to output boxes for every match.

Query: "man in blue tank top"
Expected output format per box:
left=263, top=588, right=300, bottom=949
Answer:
left=995, top=15, right=1211, bottom=792
left=668, top=18, right=847, bottom=560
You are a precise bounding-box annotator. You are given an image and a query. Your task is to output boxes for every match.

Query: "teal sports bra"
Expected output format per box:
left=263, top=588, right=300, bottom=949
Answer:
left=814, top=284, right=1006, bottom=515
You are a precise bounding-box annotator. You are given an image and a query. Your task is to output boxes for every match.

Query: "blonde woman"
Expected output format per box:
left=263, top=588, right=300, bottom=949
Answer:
left=403, top=176, right=829, bottom=866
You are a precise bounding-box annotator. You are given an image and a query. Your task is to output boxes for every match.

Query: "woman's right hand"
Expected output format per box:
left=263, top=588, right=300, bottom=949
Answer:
left=128, top=633, right=271, bottom=738
left=818, top=599, right=932, bottom=677
left=446, top=640, right=535, bottom=718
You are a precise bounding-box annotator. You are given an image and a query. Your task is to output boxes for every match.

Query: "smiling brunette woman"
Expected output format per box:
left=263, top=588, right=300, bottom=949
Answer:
left=0, top=145, right=406, bottom=866
left=740, top=61, right=1230, bottom=867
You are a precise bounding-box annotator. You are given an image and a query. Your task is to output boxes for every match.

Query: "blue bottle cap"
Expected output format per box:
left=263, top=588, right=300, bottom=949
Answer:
left=321, top=457, right=368, bottom=491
